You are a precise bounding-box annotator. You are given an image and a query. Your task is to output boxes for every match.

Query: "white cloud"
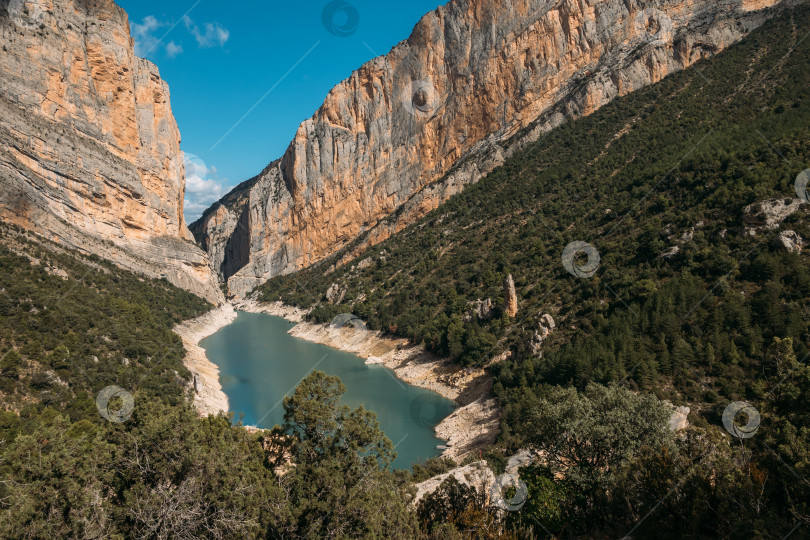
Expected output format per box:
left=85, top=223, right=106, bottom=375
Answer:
left=131, top=16, right=163, bottom=57
left=182, top=15, right=229, bottom=48
left=131, top=15, right=229, bottom=59
left=165, top=41, right=183, bottom=58
left=182, top=156, right=227, bottom=223
left=131, top=16, right=184, bottom=59
left=184, top=199, right=219, bottom=223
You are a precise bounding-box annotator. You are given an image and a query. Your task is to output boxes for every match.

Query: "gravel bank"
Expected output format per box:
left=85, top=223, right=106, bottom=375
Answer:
left=174, top=304, right=237, bottom=417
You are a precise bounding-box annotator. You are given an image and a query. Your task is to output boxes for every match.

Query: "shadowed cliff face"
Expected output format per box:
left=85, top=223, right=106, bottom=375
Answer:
left=192, top=0, right=789, bottom=299
left=0, top=0, right=223, bottom=303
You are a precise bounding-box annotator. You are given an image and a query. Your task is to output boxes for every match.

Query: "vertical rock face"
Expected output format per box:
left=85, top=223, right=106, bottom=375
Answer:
left=0, top=0, right=223, bottom=303
left=192, top=0, right=789, bottom=298
left=504, top=275, right=518, bottom=318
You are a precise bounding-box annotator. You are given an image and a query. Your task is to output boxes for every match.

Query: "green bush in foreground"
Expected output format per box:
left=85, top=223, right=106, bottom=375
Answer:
left=0, top=372, right=418, bottom=538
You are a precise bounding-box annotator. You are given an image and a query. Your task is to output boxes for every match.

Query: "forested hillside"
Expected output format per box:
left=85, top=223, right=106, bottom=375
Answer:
left=0, top=226, right=210, bottom=415
left=258, top=5, right=810, bottom=536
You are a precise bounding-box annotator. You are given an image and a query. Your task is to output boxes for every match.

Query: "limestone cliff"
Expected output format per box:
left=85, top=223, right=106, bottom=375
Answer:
left=193, top=0, right=792, bottom=298
left=0, top=0, right=223, bottom=303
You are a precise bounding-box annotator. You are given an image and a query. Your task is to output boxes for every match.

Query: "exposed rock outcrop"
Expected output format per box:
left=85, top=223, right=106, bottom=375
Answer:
left=530, top=313, right=555, bottom=355
left=0, top=0, right=222, bottom=303
left=412, top=460, right=496, bottom=506
left=774, top=229, right=804, bottom=253
left=504, top=274, right=518, bottom=318
left=192, top=0, right=790, bottom=297
left=669, top=405, right=691, bottom=431
left=412, top=448, right=539, bottom=507
left=462, top=298, right=493, bottom=322
left=325, top=281, right=347, bottom=304
left=744, top=197, right=806, bottom=233
left=658, top=245, right=681, bottom=259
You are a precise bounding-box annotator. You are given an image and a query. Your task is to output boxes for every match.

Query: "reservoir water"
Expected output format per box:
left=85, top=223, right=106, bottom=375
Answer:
left=200, top=311, right=457, bottom=470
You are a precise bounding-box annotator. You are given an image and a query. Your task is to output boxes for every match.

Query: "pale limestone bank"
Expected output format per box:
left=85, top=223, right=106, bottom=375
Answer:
left=412, top=450, right=536, bottom=506
left=234, top=298, right=499, bottom=462
left=412, top=461, right=497, bottom=506
left=174, top=304, right=237, bottom=417
left=235, top=298, right=308, bottom=323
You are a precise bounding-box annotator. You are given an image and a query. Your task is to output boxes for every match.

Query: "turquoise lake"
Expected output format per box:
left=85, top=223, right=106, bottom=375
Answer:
left=200, top=311, right=457, bottom=470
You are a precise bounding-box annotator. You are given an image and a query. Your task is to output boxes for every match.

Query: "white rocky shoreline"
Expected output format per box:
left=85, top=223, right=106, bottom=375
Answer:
left=175, top=298, right=692, bottom=505
left=174, top=297, right=501, bottom=462
left=173, top=303, right=237, bottom=417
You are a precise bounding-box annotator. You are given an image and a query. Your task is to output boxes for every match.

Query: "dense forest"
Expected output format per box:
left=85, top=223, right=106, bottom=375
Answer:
left=1, top=5, right=809, bottom=538
left=0, top=226, right=211, bottom=414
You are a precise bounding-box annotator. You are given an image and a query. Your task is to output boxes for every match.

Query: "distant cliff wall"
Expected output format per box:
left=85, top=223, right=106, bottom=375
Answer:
left=0, top=0, right=223, bottom=303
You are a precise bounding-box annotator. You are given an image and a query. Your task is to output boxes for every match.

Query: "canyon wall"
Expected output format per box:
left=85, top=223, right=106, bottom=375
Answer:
left=0, top=0, right=223, bottom=303
left=193, top=0, right=791, bottom=298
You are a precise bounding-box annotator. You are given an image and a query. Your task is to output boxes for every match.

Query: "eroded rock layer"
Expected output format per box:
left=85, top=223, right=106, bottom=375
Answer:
left=0, top=0, right=223, bottom=303
left=193, top=0, right=790, bottom=298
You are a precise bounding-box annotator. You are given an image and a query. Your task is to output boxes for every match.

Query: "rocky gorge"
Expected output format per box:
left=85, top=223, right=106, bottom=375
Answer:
left=192, top=0, right=793, bottom=298
left=0, top=0, right=797, bottom=462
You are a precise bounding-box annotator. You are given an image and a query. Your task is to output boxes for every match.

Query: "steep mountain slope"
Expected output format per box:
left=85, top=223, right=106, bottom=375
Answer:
left=193, top=0, right=791, bottom=297
left=261, top=2, right=810, bottom=376
left=258, top=6, right=810, bottom=534
left=0, top=223, right=210, bottom=413
left=0, top=0, right=223, bottom=303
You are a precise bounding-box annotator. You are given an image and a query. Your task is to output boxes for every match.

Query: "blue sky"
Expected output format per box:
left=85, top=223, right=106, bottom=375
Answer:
left=117, top=0, right=447, bottom=221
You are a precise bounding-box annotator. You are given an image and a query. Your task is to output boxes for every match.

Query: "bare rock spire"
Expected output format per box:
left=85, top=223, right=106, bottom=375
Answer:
left=504, top=274, right=518, bottom=318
